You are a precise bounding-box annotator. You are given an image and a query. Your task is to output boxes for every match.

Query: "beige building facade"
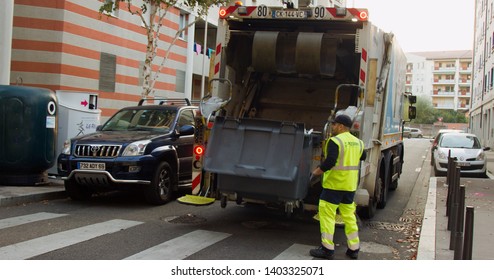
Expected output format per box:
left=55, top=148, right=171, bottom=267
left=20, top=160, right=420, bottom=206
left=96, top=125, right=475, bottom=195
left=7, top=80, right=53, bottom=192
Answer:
left=471, top=0, right=494, bottom=149
left=406, top=51, right=472, bottom=113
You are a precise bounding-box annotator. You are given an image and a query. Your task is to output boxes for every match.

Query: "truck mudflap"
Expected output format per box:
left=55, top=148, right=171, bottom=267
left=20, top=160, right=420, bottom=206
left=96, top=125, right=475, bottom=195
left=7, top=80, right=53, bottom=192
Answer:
left=204, top=117, right=312, bottom=203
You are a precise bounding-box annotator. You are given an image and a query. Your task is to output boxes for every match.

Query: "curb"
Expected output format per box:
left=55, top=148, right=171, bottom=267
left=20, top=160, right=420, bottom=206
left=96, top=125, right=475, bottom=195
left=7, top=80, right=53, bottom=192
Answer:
left=416, top=177, right=437, bottom=260
left=0, top=189, right=66, bottom=207
left=0, top=178, right=66, bottom=207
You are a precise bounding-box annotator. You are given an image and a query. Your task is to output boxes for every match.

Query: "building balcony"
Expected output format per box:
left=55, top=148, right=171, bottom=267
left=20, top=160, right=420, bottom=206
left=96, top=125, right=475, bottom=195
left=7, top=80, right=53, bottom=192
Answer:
left=192, top=48, right=212, bottom=76
left=433, top=66, right=456, bottom=73
left=433, top=103, right=455, bottom=109
left=433, top=90, right=455, bottom=96
left=433, top=79, right=456, bottom=84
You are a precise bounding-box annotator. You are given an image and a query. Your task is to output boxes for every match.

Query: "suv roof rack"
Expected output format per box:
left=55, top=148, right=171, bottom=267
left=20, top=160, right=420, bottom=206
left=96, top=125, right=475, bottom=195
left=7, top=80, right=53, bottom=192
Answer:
left=138, top=98, right=191, bottom=106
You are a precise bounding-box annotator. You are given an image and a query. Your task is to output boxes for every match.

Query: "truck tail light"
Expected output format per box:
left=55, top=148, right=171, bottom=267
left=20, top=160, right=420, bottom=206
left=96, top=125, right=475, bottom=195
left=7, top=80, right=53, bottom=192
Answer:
left=194, top=145, right=205, bottom=156
left=219, top=7, right=228, bottom=19
left=358, top=11, right=368, bottom=21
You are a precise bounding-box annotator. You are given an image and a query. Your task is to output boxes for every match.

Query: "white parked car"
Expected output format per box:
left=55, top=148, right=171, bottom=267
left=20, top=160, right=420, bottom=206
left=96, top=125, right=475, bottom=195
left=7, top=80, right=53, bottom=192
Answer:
left=403, top=127, right=423, bottom=138
left=432, top=132, right=490, bottom=177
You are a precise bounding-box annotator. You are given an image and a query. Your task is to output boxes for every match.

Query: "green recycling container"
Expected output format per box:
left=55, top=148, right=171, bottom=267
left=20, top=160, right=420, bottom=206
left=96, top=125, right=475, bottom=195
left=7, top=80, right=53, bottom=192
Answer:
left=0, top=85, right=58, bottom=185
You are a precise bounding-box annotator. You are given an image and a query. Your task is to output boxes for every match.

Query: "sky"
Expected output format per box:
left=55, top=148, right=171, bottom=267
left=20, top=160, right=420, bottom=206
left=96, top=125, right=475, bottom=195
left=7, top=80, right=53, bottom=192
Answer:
left=351, top=0, right=475, bottom=53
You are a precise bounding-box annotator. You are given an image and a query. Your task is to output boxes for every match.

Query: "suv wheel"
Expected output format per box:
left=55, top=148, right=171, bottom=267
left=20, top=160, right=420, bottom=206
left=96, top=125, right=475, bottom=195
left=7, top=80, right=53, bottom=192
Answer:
left=65, top=180, right=92, bottom=201
left=145, top=161, right=173, bottom=205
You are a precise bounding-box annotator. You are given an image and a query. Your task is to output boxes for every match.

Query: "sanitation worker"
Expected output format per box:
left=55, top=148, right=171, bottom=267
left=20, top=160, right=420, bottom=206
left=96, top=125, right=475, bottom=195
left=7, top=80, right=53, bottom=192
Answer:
left=310, top=114, right=366, bottom=260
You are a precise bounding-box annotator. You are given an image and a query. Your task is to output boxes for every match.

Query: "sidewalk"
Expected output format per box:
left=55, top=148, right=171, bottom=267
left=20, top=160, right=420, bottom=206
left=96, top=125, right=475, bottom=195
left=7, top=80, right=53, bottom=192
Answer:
left=0, top=177, right=65, bottom=207
left=417, top=149, right=494, bottom=260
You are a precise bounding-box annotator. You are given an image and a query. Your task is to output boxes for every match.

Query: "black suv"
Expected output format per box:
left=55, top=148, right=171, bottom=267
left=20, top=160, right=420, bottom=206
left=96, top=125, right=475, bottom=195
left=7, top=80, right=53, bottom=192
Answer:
left=57, top=98, right=197, bottom=205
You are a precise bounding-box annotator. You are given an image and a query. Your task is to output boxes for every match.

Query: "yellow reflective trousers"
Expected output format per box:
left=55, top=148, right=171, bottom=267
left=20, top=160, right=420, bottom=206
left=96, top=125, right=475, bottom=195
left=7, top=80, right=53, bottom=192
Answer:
left=319, top=199, right=360, bottom=251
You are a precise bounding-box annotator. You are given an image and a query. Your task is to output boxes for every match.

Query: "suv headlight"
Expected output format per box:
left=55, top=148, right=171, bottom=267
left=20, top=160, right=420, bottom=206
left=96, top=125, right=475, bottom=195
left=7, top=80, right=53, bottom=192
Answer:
left=61, top=139, right=71, bottom=155
left=122, top=140, right=151, bottom=156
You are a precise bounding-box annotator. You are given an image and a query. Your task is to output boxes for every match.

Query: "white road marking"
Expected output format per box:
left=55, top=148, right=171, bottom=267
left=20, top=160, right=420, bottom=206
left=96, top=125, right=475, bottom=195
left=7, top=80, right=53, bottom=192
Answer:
left=416, top=168, right=422, bottom=172
left=273, top=243, right=315, bottom=260
left=0, top=212, right=68, bottom=230
left=125, top=229, right=231, bottom=260
left=0, top=219, right=143, bottom=260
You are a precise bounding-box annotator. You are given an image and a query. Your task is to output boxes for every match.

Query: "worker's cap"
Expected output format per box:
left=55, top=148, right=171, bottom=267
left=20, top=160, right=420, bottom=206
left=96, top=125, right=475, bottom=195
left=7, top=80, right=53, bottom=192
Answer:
left=332, top=114, right=353, bottom=128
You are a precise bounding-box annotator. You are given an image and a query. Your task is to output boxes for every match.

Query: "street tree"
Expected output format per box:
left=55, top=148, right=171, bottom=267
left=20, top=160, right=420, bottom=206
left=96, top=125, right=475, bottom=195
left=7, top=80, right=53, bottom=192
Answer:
left=413, top=96, right=437, bottom=124
left=412, top=96, right=468, bottom=124
left=100, top=0, right=228, bottom=97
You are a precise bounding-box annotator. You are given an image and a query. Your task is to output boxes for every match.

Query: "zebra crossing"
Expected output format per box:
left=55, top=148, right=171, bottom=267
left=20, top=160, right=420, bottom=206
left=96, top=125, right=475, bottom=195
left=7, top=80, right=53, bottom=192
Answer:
left=0, top=212, right=317, bottom=260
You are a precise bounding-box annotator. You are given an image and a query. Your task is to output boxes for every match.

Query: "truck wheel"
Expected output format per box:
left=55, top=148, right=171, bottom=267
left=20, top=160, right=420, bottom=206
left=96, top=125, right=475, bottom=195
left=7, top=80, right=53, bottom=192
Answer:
left=377, top=173, right=388, bottom=209
left=358, top=178, right=382, bottom=220
left=64, top=180, right=92, bottom=201
left=145, top=162, right=173, bottom=205
left=358, top=196, right=377, bottom=220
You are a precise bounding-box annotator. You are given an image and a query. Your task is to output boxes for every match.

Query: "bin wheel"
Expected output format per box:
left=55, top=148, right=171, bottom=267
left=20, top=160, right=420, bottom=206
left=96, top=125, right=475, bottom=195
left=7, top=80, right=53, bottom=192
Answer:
left=220, top=195, right=227, bottom=208
left=236, top=195, right=243, bottom=205
left=285, top=202, right=294, bottom=219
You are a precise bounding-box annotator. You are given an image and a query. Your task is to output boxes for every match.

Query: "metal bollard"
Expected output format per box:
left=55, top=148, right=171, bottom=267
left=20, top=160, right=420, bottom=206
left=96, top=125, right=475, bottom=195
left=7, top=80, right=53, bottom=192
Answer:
left=446, top=155, right=457, bottom=216
left=449, top=167, right=461, bottom=249
left=446, top=153, right=453, bottom=212
left=447, top=164, right=459, bottom=231
left=454, top=185, right=465, bottom=260
left=462, top=206, right=475, bottom=260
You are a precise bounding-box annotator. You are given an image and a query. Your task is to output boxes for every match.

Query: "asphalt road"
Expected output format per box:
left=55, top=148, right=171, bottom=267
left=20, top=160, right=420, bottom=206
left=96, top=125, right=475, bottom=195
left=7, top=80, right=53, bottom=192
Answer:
left=0, top=139, right=431, bottom=260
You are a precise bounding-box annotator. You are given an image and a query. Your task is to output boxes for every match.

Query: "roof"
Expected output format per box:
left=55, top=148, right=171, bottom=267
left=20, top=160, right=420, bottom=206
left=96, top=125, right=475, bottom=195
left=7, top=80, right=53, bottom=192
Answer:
left=406, top=50, right=472, bottom=60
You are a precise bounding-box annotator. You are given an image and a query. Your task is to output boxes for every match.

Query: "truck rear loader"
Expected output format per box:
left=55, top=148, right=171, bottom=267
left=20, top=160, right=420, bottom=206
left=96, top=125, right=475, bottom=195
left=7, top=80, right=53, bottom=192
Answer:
left=185, top=0, right=416, bottom=219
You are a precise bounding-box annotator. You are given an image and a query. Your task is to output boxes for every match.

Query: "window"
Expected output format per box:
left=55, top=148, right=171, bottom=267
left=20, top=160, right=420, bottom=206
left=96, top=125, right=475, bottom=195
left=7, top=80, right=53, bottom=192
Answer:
left=175, top=70, right=186, bottom=93
left=178, top=13, right=186, bottom=39
left=138, top=61, right=145, bottom=86
left=99, top=52, right=116, bottom=92
left=178, top=109, right=195, bottom=128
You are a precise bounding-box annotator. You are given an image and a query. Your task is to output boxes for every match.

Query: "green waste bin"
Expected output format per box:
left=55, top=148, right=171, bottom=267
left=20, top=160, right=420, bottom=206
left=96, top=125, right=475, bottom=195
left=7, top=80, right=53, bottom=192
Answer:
left=0, top=85, right=58, bottom=185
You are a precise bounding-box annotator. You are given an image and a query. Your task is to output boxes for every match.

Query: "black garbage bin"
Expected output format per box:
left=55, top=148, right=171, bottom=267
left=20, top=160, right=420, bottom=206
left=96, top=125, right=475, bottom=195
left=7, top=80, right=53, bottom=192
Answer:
left=0, top=85, right=58, bottom=185
left=204, top=117, right=312, bottom=203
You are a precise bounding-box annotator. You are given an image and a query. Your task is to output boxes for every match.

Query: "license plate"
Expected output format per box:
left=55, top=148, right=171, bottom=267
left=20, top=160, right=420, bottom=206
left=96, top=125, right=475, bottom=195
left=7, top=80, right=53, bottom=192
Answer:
left=457, top=162, right=470, bottom=167
left=78, top=162, right=106, bottom=170
left=272, top=10, right=306, bottom=19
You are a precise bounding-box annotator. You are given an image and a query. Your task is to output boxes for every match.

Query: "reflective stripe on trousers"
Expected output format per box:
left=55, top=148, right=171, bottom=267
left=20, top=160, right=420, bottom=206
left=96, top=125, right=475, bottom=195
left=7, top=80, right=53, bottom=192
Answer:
left=319, top=199, right=360, bottom=251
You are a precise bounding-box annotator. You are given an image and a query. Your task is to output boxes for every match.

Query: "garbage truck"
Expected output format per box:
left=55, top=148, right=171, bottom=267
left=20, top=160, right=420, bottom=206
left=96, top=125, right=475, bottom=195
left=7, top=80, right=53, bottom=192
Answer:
left=183, top=0, right=416, bottom=219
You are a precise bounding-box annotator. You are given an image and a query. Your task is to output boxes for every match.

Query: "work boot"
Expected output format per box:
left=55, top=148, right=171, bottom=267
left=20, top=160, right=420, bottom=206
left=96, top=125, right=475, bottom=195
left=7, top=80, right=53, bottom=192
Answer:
left=345, top=248, right=359, bottom=259
left=310, top=246, right=334, bottom=260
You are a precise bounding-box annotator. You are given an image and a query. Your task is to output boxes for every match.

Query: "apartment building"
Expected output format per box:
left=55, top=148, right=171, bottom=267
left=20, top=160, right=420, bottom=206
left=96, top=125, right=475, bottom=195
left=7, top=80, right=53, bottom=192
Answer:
left=7, top=0, right=218, bottom=120
left=471, top=0, right=494, bottom=149
left=405, top=51, right=472, bottom=113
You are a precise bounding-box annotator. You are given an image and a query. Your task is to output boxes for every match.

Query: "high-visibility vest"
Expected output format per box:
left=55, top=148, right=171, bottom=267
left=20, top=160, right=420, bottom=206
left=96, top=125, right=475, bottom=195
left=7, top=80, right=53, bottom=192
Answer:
left=322, top=132, right=364, bottom=191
